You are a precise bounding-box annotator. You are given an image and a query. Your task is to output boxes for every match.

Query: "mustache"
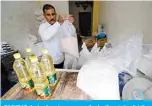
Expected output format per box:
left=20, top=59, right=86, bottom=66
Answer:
left=50, top=19, right=55, bottom=21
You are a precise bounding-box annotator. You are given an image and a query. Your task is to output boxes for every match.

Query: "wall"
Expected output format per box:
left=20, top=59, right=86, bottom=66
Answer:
left=1, top=1, right=69, bottom=56
left=40, top=1, right=69, bottom=15
left=69, top=1, right=93, bottom=30
left=1, top=1, right=40, bottom=56
left=99, top=1, right=152, bottom=45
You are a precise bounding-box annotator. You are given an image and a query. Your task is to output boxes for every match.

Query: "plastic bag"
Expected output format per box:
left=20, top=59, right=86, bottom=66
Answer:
left=98, top=33, right=143, bottom=75
left=64, top=53, right=74, bottom=69
left=77, top=42, right=103, bottom=69
left=60, top=20, right=79, bottom=69
left=77, top=59, right=120, bottom=100
left=137, top=44, right=152, bottom=78
left=63, top=53, right=78, bottom=69
left=77, top=33, right=143, bottom=99
left=142, top=44, right=152, bottom=61
left=37, top=15, right=45, bottom=22
left=77, top=42, right=91, bottom=69
left=99, top=42, right=113, bottom=57
left=142, top=44, right=152, bottom=55
left=72, top=57, right=78, bottom=69
left=90, top=42, right=100, bottom=56
left=60, top=20, right=79, bottom=58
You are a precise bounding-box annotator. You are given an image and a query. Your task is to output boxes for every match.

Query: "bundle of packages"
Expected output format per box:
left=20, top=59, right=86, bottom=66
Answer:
left=77, top=33, right=143, bottom=100
left=77, top=42, right=112, bottom=69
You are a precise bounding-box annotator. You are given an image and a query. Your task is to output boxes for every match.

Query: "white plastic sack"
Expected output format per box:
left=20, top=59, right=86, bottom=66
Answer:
left=99, top=42, right=113, bottom=57
left=77, top=42, right=91, bottom=69
left=137, top=44, right=152, bottom=78
left=77, top=59, right=120, bottom=100
left=78, top=42, right=112, bottom=69
left=77, top=42, right=102, bottom=69
left=37, top=15, right=45, bottom=22
left=142, top=44, right=152, bottom=61
left=28, top=34, right=37, bottom=43
left=77, top=33, right=143, bottom=100
left=60, top=20, right=79, bottom=58
left=34, top=10, right=43, bottom=17
left=137, top=56, right=152, bottom=78
left=72, top=57, right=78, bottom=69
left=64, top=53, right=78, bottom=69
left=98, top=33, right=143, bottom=76
left=142, top=44, right=152, bottom=55
left=90, top=42, right=100, bottom=56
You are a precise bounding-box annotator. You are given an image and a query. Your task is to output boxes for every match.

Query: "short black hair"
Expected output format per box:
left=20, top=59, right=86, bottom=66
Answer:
left=43, top=4, right=56, bottom=13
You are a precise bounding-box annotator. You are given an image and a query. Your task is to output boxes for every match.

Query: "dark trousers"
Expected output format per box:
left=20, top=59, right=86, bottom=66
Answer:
left=54, top=61, right=64, bottom=69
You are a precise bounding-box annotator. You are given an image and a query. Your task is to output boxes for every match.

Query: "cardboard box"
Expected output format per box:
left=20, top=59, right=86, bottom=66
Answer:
left=81, top=36, right=96, bottom=48
left=97, top=38, right=107, bottom=47
left=81, top=36, right=107, bottom=48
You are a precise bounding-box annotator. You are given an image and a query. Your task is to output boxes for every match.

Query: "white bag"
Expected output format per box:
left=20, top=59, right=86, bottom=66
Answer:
left=64, top=53, right=78, bottom=69
left=142, top=44, right=152, bottom=55
left=77, top=33, right=143, bottom=100
left=77, top=42, right=91, bottom=69
left=60, top=20, right=79, bottom=69
left=99, top=42, right=113, bottom=57
left=77, top=59, right=120, bottom=100
left=64, top=53, right=74, bottom=69
left=72, top=57, right=78, bottom=69
left=137, top=44, right=152, bottom=78
left=90, top=42, right=100, bottom=56
left=98, top=33, right=143, bottom=75
left=60, top=20, right=79, bottom=58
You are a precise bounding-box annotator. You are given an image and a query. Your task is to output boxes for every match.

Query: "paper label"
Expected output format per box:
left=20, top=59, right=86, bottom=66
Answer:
left=132, top=89, right=144, bottom=100
left=21, top=79, right=34, bottom=91
left=47, top=73, right=57, bottom=84
left=35, top=86, right=51, bottom=99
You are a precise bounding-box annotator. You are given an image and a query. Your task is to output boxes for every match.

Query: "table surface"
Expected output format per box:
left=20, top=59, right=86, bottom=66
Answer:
left=1, top=71, right=91, bottom=100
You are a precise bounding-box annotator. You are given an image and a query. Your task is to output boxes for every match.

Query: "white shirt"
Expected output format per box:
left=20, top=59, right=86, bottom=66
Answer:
left=38, top=21, right=64, bottom=64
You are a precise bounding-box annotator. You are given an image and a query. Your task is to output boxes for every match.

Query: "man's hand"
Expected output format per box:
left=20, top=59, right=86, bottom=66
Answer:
left=58, top=14, right=74, bottom=24
left=68, top=14, right=74, bottom=24
left=58, top=14, right=65, bottom=24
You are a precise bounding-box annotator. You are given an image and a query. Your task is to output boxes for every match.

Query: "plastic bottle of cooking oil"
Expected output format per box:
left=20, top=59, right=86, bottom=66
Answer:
left=13, top=53, right=34, bottom=92
left=25, top=48, right=35, bottom=70
left=29, top=55, right=51, bottom=99
left=41, top=48, right=57, bottom=86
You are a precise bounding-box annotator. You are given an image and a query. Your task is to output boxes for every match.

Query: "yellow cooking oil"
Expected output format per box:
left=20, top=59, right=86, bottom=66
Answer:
left=25, top=48, right=35, bottom=70
left=29, top=55, right=52, bottom=99
left=13, top=53, right=34, bottom=92
left=41, top=48, right=57, bottom=86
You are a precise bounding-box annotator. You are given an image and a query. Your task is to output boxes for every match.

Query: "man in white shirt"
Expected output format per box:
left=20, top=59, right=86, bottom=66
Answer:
left=38, top=4, right=74, bottom=68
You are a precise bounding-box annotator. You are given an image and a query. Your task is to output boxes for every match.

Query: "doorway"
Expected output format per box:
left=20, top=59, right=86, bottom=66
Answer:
left=69, top=1, right=93, bottom=37
left=69, top=1, right=94, bottom=51
left=79, top=12, right=92, bottom=36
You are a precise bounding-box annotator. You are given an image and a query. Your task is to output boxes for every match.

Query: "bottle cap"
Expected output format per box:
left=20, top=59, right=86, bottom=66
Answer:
left=42, top=48, right=48, bottom=54
left=26, top=48, right=32, bottom=53
left=13, top=53, right=21, bottom=59
left=30, top=56, right=38, bottom=63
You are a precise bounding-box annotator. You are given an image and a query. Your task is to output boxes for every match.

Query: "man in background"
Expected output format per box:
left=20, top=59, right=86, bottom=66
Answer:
left=38, top=4, right=74, bottom=68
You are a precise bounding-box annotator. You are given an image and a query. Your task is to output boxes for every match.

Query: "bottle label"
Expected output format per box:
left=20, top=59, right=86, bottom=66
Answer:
left=47, top=73, right=57, bottom=84
left=21, top=79, right=34, bottom=91
left=132, top=89, right=145, bottom=100
left=35, top=85, right=51, bottom=99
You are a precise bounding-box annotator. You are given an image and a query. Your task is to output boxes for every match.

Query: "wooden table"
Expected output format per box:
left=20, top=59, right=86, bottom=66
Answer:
left=1, top=70, right=91, bottom=100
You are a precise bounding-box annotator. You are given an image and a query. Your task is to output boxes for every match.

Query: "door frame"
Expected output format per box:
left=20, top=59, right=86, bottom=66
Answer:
left=92, top=0, right=99, bottom=36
